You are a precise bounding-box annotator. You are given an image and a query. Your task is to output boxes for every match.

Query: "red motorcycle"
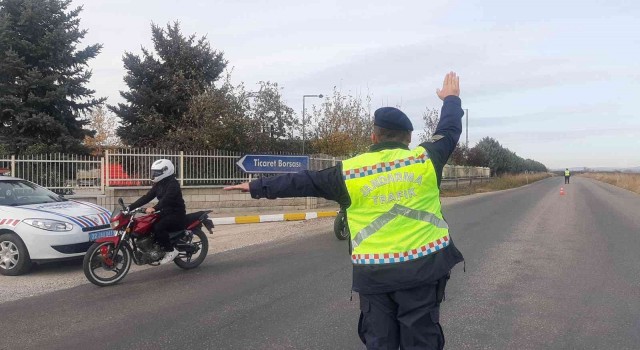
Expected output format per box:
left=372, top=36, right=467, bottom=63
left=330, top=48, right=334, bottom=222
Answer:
left=83, top=198, right=214, bottom=286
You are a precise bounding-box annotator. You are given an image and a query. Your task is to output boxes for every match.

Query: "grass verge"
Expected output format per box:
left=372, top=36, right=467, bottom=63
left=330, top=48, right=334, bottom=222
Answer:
left=580, top=173, right=640, bottom=195
left=441, top=173, right=552, bottom=197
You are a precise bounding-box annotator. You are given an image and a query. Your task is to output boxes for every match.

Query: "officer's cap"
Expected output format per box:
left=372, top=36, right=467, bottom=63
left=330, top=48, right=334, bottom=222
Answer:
left=374, top=107, right=414, bottom=131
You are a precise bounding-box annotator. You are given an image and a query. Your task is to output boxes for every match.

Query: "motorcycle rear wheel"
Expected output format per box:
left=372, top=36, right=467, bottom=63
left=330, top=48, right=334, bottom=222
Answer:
left=174, top=228, right=208, bottom=269
left=83, top=241, right=132, bottom=287
left=334, top=211, right=350, bottom=240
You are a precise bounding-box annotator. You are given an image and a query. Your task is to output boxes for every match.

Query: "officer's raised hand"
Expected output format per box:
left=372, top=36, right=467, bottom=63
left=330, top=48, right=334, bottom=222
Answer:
left=224, top=182, right=250, bottom=192
left=436, top=71, right=460, bottom=100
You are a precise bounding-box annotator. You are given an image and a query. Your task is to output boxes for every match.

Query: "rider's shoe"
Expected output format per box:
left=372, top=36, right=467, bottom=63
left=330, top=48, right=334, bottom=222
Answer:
left=159, top=248, right=179, bottom=265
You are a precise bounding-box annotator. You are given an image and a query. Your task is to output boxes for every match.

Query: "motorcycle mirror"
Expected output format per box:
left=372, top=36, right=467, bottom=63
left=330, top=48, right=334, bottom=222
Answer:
left=118, top=198, right=125, bottom=210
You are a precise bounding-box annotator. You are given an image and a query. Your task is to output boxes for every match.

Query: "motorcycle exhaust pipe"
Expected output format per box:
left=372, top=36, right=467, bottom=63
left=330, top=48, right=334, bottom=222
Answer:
left=175, top=243, right=198, bottom=253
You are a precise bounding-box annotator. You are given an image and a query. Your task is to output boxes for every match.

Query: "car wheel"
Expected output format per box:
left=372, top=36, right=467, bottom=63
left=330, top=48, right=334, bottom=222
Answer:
left=0, top=233, right=32, bottom=276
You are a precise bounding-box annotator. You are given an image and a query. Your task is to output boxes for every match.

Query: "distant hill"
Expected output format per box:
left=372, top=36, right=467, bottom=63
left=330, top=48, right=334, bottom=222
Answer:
left=625, top=166, right=640, bottom=173
left=551, top=167, right=640, bottom=173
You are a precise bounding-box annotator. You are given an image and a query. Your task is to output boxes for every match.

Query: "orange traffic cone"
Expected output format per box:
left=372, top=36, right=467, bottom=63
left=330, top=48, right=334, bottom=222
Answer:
left=560, top=187, right=565, bottom=196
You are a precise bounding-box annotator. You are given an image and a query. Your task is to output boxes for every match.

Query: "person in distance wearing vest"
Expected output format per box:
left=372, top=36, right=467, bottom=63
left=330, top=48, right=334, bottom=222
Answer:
left=565, top=168, right=571, bottom=184
left=225, top=72, right=465, bottom=350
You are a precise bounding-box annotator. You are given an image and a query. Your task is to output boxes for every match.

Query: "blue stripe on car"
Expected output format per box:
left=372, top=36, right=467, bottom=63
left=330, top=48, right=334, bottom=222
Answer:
left=72, top=200, right=111, bottom=216
left=26, top=207, right=89, bottom=228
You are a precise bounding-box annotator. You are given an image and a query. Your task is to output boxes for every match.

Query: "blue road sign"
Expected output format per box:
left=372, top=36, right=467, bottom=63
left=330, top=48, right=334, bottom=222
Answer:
left=236, top=155, right=309, bottom=174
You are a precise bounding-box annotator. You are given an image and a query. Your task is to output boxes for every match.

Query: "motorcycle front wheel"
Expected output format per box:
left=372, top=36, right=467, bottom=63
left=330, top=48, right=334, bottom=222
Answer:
left=83, top=241, right=132, bottom=287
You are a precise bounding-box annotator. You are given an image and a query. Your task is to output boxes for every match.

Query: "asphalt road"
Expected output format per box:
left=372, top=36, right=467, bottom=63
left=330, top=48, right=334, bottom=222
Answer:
left=1, top=176, right=639, bottom=350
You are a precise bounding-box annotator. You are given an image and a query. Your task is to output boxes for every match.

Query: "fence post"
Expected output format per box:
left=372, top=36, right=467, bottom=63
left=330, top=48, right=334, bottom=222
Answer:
left=99, top=157, right=104, bottom=193
left=179, top=151, right=185, bottom=186
left=104, top=149, right=110, bottom=189
left=332, top=157, right=336, bottom=166
left=10, top=155, right=16, bottom=177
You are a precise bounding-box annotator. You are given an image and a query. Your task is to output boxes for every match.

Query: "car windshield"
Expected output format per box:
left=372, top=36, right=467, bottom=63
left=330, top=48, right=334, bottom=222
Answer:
left=0, top=180, right=66, bottom=206
left=111, top=208, right=122, bottom=220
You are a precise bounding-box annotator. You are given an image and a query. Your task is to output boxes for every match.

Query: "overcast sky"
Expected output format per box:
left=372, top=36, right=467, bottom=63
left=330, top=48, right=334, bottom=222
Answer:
left=74, top=0, right=639, bottom=169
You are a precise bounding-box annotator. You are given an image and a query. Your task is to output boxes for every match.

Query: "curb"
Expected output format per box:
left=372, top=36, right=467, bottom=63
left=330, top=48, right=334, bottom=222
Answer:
left=211, top=211, right=338, bottom=225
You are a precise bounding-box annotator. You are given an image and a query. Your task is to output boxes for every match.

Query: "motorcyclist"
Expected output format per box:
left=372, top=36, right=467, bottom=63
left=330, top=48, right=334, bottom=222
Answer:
left=129, top=159, right=186, bottom=264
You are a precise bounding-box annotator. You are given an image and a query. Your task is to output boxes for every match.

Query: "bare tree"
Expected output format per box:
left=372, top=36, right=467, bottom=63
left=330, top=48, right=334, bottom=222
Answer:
left=418, top=107, right=440, bottom=143
left=449, top=144, right=468, bottom=165
left=168, top=74, right=252, bottom=152
left=308, top=87, right=373, bottom=156
left=168, top=73, right=301, bottom=153
left=250, top=81, right=297, bottom=141
left=84, top=106, right=121, bottom=154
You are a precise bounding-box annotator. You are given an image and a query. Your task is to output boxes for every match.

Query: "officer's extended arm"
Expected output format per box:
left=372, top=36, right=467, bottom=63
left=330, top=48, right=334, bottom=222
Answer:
left=249, top=166, right=346, bottom=201
left=225, top=166, right=348, bottom=205
left=429, top=96, right=463, bottom=156
left=420, top=72, right=464, bottom=180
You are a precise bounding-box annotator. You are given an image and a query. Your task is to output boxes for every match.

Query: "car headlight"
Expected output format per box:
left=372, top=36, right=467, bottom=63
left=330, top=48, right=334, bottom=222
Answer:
left=23, top=219, right=73, bottom=232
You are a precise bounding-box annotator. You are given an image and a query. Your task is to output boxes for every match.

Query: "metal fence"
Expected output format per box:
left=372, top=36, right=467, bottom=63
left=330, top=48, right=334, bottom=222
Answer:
left=0, top=149, right=489, bottom=193
left=105, top=149, right=338, bottom=187
left=0, top=154, right=102, bottom=194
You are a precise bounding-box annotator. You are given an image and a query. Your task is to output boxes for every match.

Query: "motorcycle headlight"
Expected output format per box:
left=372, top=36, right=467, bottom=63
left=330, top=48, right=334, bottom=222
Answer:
left=110, top=220, right=119, bottom=229
left=23, top=219, right=73, bottom=232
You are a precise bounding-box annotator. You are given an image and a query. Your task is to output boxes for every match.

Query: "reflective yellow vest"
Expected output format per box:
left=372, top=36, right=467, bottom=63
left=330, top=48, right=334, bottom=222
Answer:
left=565, top=170, right=570, bottom=176
left=342, top=146, right=450, bottom=265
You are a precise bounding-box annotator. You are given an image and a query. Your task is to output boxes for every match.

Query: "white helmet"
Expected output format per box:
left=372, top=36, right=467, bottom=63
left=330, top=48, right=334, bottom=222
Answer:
left=150, top=159, right=175, bottom=183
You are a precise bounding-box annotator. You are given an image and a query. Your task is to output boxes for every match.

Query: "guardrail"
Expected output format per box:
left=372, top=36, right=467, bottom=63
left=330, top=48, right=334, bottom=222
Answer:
left=0, top=149, right=490, bottom=193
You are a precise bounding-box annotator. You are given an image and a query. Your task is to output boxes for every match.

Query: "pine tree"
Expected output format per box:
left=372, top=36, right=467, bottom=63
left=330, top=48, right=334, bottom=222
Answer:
left=0, top=0, right=104, bottom=154
left=111, top=22, right=226, bottom=147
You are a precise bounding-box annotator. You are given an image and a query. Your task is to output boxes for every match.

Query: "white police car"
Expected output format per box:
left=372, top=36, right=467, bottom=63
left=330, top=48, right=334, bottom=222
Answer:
left=0, top=176, right=112, bottom=276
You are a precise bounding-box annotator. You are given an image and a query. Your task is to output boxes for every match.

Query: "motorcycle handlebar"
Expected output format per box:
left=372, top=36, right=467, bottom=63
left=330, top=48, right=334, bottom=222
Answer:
left=122, top=207, right=161, bottom=216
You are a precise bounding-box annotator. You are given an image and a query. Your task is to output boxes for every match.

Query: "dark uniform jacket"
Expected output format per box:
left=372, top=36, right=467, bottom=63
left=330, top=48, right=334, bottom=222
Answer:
left=249, top=96, right=465, bottom=294
left=130, top=175, right=186, bottom=217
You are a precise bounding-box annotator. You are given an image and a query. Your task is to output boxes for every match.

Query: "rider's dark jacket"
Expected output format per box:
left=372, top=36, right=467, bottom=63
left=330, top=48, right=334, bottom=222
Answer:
left=130, top=175, right=186, bottom=217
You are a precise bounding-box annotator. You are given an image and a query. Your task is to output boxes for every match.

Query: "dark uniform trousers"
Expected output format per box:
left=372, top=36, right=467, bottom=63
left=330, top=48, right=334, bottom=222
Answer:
left=358, top=281, right=446, bottom=350
left=152, top=213, right=185, bottom=251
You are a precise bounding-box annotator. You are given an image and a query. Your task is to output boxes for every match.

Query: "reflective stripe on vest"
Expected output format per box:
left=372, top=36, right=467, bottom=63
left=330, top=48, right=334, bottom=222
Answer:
left=342, top=146, right=449, bottom=265
left=351, top=204, right=448, bottom=247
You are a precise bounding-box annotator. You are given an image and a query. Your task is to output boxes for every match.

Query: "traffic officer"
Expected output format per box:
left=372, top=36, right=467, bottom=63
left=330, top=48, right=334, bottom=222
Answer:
left=565, top=168, right=571, bottom=184
left=225, top=72, right=464, bottom=349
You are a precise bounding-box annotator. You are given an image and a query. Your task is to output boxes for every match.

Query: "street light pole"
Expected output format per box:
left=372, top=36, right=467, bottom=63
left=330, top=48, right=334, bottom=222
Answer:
left=464, top=108, right=469, bottom=148
left=302, top=97, right=306, bottom=154
left=302, top=94, right=323, bottom=154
